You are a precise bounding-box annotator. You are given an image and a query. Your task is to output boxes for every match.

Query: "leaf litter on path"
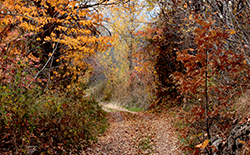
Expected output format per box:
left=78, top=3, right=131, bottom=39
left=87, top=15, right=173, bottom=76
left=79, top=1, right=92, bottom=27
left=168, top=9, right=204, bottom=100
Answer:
left=82, top=103, right=182, bottom=155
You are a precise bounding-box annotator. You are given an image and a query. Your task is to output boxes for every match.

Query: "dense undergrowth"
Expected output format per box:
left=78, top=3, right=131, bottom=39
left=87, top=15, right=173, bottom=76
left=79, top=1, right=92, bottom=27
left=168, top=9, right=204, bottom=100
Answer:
left=0, top=82, right=108, bottom=154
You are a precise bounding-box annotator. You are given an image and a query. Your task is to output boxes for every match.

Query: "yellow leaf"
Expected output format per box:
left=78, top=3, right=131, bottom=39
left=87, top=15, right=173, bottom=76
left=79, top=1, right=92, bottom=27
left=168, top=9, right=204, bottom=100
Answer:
left=196, top=139, right=210, bottom=148
left=189, top=15, right=193, bottom=20
left=192, top=133, right=203, bottom=138
left=238, top=139, right=245, bottom=144
left=184, top=4, right=187, bottom=9
left=229, top=29, right=236, bottom=34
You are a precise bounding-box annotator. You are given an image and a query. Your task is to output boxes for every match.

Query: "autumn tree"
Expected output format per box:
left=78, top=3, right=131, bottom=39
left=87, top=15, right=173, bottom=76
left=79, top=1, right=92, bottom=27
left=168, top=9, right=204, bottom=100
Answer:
left=172, top=1, right=250, bottom=154
left=135, top=0, right=189, bottom=110
left=106, top=0, right=147, bottom=71
left=94, top=0, right=149, bottom=105
left=0, top=0, right=124, bottom=90
left=0, top=0, right=127, bottom=153
left=138, top=0, right=249, bottom=153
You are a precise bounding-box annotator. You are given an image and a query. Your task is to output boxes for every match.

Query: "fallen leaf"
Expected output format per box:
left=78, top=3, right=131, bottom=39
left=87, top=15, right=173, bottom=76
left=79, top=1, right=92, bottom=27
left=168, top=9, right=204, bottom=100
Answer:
left=196, top=139, right=209, bottom=148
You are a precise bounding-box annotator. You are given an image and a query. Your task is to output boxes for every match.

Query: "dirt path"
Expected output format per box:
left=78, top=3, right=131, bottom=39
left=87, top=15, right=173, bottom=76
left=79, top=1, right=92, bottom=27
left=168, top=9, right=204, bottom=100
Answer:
left=82, top=103, right=182, bottom=155
left=100, top=102, right=138, bottom=114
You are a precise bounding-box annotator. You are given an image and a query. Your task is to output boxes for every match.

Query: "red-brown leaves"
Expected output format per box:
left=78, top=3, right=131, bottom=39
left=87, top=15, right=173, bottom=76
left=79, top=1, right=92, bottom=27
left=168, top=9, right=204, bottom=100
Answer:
left=172, top=14, right=250, bottom=153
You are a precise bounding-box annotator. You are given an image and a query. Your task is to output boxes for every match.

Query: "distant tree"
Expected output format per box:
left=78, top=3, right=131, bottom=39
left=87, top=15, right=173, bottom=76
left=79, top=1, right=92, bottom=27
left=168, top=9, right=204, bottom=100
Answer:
left=96, top=0, right=148, bottom=100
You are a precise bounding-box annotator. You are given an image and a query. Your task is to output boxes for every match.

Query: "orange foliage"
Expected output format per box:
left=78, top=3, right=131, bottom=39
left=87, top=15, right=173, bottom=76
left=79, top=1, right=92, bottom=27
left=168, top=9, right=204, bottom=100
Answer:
left=0, top=0, right=112, bottom=88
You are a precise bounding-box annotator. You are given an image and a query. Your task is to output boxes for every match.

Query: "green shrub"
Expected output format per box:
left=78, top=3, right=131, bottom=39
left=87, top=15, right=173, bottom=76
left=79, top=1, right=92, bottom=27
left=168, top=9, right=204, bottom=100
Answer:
left=0, top=83, right=108, bottom=154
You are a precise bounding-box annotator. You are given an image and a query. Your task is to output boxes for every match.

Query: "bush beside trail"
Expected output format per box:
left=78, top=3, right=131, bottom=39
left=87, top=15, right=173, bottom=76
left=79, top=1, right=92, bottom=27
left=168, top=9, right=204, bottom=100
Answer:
left=0, top=83, right=108, bottom=154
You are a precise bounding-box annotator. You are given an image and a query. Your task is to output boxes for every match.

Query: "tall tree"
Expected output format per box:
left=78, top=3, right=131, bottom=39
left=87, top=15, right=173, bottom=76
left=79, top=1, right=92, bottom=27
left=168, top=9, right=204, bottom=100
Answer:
left=137, top=0, right=249, bottom=153
left=0, top=0, right=126, bottom=89
left=95, top=0, right=148, bottom=103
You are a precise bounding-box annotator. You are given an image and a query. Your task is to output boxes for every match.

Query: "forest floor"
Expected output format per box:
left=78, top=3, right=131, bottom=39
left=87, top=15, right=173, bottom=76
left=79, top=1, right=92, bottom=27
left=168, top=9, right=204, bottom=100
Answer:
left=82, top=102, right=182, bottom=155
